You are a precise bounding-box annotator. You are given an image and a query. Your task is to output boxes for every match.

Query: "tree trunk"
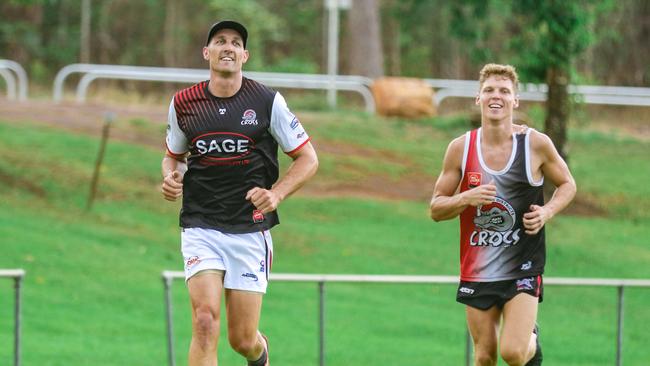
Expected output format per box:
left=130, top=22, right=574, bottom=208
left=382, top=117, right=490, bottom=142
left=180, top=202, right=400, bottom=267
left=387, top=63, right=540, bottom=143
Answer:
left=346, top=0, right=384, bottom=78
left=383, top=0, right=400, bottom=76
left=80, top=0, right=91, bottom=63
left=544, top=66, right=570, bottom=201
left=40, top=1, right=61, bottom=63
left=544, top=67, right=569, bottom=162
left=545, top=67, right=570, bottom=161
left=163, top=0, right=178, bottom=67
left=97, top=1, right=113, bottom=65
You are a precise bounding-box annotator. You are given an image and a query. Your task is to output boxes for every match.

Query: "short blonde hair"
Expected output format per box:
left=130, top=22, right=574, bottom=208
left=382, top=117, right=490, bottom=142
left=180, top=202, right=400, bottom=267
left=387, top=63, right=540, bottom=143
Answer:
left=479, top=64, right=519, bottom=92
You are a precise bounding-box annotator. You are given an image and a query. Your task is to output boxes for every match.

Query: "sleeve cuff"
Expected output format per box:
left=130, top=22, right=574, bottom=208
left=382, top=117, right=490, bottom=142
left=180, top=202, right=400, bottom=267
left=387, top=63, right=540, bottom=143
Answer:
left=285, top=137, right=311, bottom=156
left=166, top=144, right=187, bottom=159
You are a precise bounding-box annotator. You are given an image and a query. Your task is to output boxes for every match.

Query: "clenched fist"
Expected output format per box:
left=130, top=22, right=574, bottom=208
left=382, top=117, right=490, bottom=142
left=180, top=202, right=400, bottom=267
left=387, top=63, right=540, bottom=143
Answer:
left=523, top=204, right=551, bottom=235
left=245, top=187, right=281, bottom=214
left=463, top=182, right=497, bottom=207
left=162, top=171, right=183, bottom=201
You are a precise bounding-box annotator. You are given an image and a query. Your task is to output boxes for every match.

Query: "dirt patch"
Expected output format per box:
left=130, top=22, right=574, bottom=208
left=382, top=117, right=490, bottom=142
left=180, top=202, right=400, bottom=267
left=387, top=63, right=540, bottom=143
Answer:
left=563, top=194, right=608, bottom=217
left=302, top=172, right=434, bottom=202
left=308, top=139, right=435, bottom=201
left=0, top=167, right=47, bottom=197
left=0, top=99, right=167, bottom=148
left=314, top=139, right=412, bottom=167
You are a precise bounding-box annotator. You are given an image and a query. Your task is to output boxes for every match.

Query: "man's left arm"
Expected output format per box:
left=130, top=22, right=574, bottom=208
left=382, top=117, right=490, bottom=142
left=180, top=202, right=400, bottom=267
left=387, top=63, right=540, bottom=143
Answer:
left=523, top=132, right=577, bottom=235
left=246, top=142, right=318, bottom=213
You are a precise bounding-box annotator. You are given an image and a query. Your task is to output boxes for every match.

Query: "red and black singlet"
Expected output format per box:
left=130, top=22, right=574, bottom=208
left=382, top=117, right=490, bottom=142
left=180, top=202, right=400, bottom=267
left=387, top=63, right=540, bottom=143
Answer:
left=459, top=128, right=545, bottom=282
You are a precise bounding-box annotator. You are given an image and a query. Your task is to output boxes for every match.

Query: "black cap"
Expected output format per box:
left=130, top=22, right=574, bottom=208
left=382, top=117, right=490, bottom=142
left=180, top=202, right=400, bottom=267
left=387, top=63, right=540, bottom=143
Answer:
left=206, top=20, right=248, bottom=48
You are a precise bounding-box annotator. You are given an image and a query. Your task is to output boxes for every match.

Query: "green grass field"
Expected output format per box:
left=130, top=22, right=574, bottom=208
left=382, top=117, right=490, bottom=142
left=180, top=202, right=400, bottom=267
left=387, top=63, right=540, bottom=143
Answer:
left=0, top=110, right=649, bottom=365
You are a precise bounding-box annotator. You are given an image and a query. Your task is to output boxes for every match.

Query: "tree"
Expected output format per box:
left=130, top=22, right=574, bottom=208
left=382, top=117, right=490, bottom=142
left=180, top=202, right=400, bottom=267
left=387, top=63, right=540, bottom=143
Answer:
left=587, top=0, right=650, bottom=86
left=345, top=0, right=384, bottom=78
left=208, top=0, right=282, bottom=71
left=511, top=0, right=611, bottom=162
left=446, top=0, right=610, bottom=161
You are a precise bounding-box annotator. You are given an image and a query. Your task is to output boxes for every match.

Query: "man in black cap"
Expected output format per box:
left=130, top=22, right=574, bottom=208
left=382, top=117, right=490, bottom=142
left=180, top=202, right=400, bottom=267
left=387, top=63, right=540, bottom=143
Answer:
left=161, top=20, right=318, bottom=366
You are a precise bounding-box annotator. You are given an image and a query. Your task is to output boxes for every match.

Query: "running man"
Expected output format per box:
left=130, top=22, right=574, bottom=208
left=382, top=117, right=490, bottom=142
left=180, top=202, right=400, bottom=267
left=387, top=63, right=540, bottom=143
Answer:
left=161, top=20, right=318, bottom=366
left=429, top=64, right=576, bottom=366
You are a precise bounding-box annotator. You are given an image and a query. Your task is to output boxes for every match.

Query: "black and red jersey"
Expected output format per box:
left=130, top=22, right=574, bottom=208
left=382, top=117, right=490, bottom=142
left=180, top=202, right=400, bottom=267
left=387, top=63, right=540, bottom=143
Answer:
left=459, top=128, right=545, bottom=282
left=166, top=77, right=311, bottom=233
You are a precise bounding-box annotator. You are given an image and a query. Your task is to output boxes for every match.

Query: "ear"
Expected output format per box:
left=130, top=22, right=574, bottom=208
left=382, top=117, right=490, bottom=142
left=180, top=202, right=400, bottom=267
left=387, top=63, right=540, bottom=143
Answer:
left=242, top=50, right=250, bottom=64
left=202, top=46, right=210, bottom=61
left=513, top=95, right=520, bottom=109
left=475, top=93, right=480, bottom=106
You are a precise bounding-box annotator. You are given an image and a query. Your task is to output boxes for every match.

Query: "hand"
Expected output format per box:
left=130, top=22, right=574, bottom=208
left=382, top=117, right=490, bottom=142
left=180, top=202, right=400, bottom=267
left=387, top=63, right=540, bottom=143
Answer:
left=462, top=182, right=497, bottom=207
left=245, top=187, right=281, bottom=214
left=161, top=171, right=183, bottom=201
left=523, top=204, right=551, bottom=235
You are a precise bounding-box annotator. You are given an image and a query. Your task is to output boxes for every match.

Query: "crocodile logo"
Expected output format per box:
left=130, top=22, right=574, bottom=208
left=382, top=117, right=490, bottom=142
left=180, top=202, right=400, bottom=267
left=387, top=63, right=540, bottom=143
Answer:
left=474, top=198, right=515, bottom=232
left=470, top=197, right=520, bottom=248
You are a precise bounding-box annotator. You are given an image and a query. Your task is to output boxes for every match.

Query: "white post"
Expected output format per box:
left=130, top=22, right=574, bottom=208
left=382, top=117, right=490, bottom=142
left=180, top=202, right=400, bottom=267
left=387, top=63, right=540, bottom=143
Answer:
left=326, top=0, right=340, bottom=109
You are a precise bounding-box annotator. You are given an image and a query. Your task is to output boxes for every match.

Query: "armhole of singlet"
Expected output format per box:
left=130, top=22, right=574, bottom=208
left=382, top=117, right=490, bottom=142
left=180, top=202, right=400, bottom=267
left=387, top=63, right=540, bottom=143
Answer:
left=525, top=128, right=544, bottom=186
left=461, top=131, right=471, bottom=178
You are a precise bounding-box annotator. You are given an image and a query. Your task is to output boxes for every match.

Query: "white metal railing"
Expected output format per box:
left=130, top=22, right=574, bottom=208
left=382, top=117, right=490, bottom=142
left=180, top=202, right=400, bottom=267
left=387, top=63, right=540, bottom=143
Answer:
left=0, top=60, right=28, bottom=101
left=0, top=269, right=25, bottom=366
left=52, top=63, right=650, bottom=112
left=161, top=271, right=650, bottom=366
left=425, top=79, right=650, bottom=107
left=52, top=64, right=375, bottom=113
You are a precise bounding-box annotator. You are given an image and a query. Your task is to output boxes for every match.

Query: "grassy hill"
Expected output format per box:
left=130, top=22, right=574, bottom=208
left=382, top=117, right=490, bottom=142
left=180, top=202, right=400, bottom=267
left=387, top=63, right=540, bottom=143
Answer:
left=0, top=109, right=649, bottom=365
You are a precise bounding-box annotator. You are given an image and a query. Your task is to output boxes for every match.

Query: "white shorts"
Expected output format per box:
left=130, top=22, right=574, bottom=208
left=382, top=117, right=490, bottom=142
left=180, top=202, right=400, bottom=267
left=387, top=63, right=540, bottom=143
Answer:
left=181, top=227, right=273, bottom=293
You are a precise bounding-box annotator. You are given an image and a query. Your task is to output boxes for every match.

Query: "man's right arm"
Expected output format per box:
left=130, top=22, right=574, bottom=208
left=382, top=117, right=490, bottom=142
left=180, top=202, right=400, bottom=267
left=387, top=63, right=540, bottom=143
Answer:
left=161, top=96, right=188, bottom=202
left=161, top=153, right=187, bottom=202
left=429, top=136, right=497, bottom=221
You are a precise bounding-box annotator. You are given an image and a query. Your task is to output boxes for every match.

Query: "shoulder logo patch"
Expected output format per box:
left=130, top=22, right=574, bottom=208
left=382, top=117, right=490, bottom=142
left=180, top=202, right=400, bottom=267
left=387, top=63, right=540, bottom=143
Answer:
left=290, top=117, right=300, bottom=130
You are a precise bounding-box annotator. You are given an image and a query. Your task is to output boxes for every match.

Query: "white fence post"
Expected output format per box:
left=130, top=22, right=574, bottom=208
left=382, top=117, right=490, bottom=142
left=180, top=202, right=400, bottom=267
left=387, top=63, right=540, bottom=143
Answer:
left=0, top=60, right=28, bottom=101
left=0, top=269, right=26, bottom=366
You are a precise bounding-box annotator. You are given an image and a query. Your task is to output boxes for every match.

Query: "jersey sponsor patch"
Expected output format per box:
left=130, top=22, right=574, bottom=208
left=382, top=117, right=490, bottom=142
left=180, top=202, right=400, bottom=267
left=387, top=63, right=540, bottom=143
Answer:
left=252, top=210, right=265, bottom=223
left=468, top=172, right=481, bottom=188
left=193, top=132, right=253, bottom=161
